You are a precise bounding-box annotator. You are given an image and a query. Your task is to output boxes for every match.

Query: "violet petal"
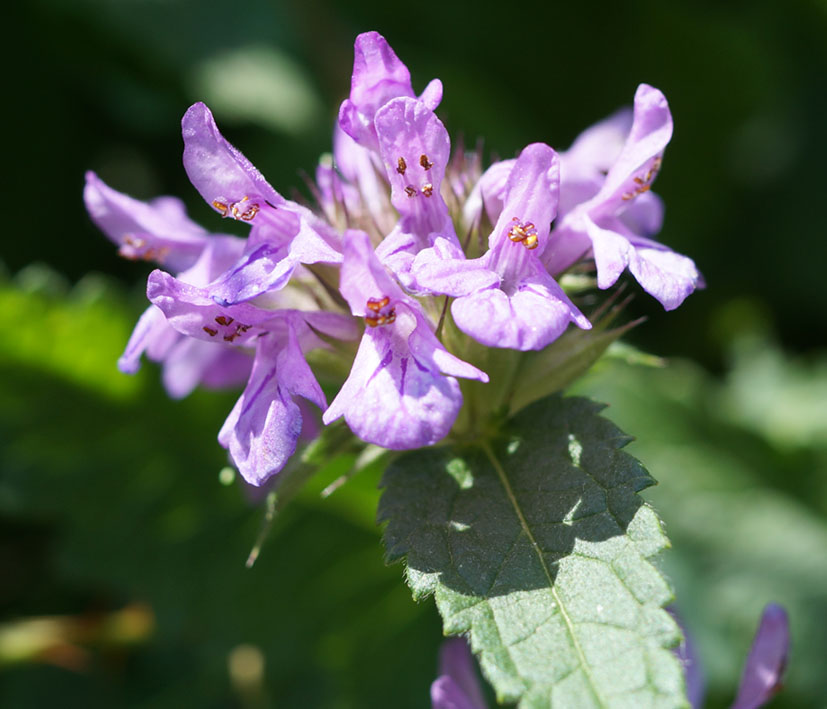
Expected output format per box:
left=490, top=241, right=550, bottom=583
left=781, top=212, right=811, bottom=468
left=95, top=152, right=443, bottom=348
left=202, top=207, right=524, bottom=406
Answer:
left=732, top=604, right=790, bottom=709
left=84, top=172, right=208, bottom=272
left=219, top=325, right=326, bottom=487
left=433, top=638, right=487, bottom=709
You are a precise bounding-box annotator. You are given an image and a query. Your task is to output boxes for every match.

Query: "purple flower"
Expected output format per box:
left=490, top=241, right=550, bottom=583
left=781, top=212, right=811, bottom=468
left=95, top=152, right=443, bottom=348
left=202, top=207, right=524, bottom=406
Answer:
left=147, top=268, right=358, bottom=484
left=84, top=172, right=252, bottom=398
left=414, top=143, right=591, bottom=350
left=338, top=31, right=443, bottom=152
left=86, top=30, right=703, bottom=484
left=431, top=638, right=487, bottom=709
left=670, top=608, right=706, bottom=709
left=216, top=319, right=327, bottom=487
left=543, top=84, right=702, bottom=310
left=676, top=604, right=790, bottom=709
left=322, top=230, right=486, bottom=449
left=732, top=604, right=790, bottom=709
left=336, top=124, right=397, bottom=230
left=461, top=157, right=514, bottom=233
left=182, top=102, right=342, bottom=305
left=84, top=170, right=209, bottom=272
left=373, top=97, right=464, bottom=290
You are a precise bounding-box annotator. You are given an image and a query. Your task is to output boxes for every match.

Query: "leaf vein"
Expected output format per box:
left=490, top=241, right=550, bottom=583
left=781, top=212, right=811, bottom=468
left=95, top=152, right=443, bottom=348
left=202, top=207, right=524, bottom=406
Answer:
left=481, top=440, right=609, bottom=709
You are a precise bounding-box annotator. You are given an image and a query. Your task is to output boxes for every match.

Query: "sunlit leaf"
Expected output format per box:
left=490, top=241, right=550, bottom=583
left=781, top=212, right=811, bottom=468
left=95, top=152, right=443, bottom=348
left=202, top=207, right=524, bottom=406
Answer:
left=381, top=396, right=686, bottom=708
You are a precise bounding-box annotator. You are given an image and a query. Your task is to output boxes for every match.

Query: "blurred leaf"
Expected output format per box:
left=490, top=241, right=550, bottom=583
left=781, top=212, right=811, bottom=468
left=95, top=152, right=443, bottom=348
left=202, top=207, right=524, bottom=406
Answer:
left=380, top=396, right=686, bottom=708
left=0, top=268, right=140, bottom=399
left=0, top=277, right=440, bottom=708
left=191, top=45, right=324, bottom=135
left=719, top=335, right=827, bottom=449
left=574, top=354, right=827, bottom=708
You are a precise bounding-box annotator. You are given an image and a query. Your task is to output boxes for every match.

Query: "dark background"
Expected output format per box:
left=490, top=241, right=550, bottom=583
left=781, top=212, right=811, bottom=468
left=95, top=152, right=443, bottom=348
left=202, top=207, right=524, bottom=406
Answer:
left=1, top=0, right=825, bottom=706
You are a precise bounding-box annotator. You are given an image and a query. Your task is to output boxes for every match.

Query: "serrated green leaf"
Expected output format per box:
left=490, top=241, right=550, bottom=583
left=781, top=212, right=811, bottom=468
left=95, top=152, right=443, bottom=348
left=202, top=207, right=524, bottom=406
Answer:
left=379, top=396, right=686, bottom=708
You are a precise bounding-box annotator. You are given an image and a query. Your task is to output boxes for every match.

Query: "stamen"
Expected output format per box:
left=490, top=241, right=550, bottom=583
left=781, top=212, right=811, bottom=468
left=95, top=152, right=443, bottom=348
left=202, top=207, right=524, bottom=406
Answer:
left=238, top=204, right=259, bottom=221
left=230, top=197, right=260, bottom=222
left=364, top=296, right=396, bottom=327
left=397, top=157, right=407, bottom=175
left=404, top=185, right=417, bottom=198
left=215, top=196, right=260, bottom=221
left=119, top=237, right=171, bottom=263
left=419, top=154, right=433, bottom=170
left=507, top=217, right=540, bottom=250
left=421, top=183, right=434, bottom=197
left=622, top=156, right=662, bottom=201
left=366, top=296, right=390, bottom=312
left=124, top=235, right=146, bottom=248
left=207, top=318, right=252, bottom=341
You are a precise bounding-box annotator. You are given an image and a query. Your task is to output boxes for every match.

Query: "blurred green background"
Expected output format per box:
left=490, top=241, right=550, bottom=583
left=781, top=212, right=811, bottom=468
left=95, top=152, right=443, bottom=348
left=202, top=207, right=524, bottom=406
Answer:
left=2, top=0, right=825, bottom=706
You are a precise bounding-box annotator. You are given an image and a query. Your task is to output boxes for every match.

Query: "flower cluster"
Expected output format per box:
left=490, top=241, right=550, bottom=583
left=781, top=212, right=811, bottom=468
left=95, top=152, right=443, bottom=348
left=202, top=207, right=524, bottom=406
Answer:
left=85, top=31, right=701, bottom=486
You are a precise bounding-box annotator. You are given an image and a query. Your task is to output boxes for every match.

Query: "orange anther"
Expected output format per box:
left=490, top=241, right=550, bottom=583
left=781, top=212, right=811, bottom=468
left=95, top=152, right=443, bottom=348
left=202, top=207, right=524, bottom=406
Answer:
left=366, top=296, right=390, bottom=312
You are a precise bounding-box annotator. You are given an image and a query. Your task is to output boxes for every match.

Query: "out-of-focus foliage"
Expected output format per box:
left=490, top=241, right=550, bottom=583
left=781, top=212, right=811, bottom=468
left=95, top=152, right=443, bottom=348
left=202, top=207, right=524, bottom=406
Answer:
left=2, top=0, right=825, bottom=706
left=0, top=270, right=441, bottom=708
left=574, top=342, right=827, bottom=709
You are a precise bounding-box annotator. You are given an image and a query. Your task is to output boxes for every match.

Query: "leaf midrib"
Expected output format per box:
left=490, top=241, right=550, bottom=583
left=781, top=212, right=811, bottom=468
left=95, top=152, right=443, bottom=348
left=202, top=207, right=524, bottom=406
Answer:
left=480, top=440, right=608, bottom=708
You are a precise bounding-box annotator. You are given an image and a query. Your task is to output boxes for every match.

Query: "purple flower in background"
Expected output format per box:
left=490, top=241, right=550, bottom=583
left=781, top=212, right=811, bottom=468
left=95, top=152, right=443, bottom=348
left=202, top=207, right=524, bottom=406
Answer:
left=415, top=143, right=591, bottom=350
left=671, top=607, right=706, bottom=709
left=676, top=604, right=790, bottom=709
left=432, top=605, right=789, bottom=709
left=323, top=231, right=486, bottom=449
left=84, top=171, right=209, bottom=271
left=732, top=604, right=790, bottom=709
left=431, top=638, right=487, bottom=709
left=544, top=84, right=702, bottom=310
